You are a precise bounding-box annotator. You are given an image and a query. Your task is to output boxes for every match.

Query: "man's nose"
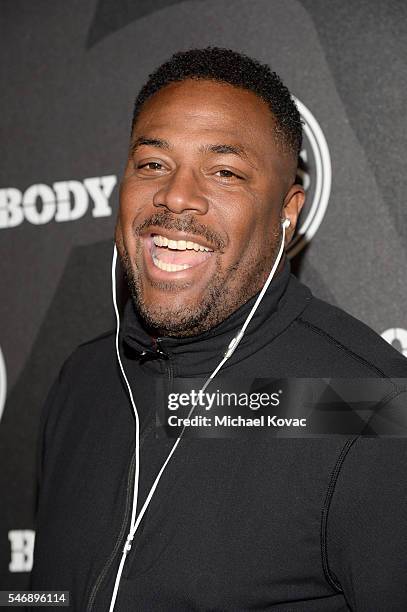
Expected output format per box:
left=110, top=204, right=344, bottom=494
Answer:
left=152, top=167, right=209, bottom=215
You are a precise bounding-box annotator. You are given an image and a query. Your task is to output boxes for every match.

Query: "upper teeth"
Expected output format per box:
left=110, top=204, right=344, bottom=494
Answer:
left=153, top=234, right=211, bottom=252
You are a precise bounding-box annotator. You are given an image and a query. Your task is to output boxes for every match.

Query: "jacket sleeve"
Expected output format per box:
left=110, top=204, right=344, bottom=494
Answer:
left=30, top=352, right=76, bottom=593
left=33, top=353, right=75, bottom=515
left=325, top=391, right=407, bottom=611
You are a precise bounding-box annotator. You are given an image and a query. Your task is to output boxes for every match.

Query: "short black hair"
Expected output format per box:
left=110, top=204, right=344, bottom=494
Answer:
left=132, top=47, right=303, bottom=160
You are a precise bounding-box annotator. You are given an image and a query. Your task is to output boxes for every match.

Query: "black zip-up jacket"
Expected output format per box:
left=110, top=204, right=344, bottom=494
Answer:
left=31, top=258, right=407, bottom=611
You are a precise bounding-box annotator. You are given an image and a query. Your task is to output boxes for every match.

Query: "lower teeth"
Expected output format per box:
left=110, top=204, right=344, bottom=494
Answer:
left=152, top=256, right=191, bottom=272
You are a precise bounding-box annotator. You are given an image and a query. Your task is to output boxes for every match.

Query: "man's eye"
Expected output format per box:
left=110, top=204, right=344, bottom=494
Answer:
left=215, top=169, right=242, bottom=179
left=137, top=162, right=163, bottom=171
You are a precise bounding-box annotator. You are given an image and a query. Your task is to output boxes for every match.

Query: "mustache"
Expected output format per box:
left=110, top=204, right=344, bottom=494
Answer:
left=133, top=211, right=226, bottom=250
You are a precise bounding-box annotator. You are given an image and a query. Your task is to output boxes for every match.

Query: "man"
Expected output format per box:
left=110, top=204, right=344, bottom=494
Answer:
left=31, top=48, right=407, bottom=611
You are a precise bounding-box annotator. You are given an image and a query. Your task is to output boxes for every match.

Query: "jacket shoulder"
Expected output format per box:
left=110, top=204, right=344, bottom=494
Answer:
left=77, top=328, right=116, bottom=351
left=296, top=292, right=407, bottom=377
left=59, top=328, right=117, bottom=379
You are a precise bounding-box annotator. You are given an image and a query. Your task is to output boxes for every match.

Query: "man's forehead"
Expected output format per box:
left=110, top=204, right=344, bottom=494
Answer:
left=135, top=80, right=276, bottom=133
left=131, top=80, right=294, bottom=173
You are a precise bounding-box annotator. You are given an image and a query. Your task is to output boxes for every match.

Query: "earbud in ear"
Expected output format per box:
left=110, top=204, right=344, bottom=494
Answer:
left=282, top=218, right=291, bottom=229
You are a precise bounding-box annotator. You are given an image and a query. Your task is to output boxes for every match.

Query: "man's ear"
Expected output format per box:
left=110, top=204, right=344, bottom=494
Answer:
left=282, top=184, right=305, bottom=245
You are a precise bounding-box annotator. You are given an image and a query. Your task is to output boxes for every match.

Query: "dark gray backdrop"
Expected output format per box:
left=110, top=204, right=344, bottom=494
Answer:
left=1, top=0, right=406, bottom=589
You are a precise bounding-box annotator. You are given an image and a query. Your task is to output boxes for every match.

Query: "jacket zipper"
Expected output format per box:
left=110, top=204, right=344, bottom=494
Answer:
left=156, top=338, right=174, bottom=418
left=86, top=449, right=136, bottom=611
left=87, top=343, right=172, bottom=610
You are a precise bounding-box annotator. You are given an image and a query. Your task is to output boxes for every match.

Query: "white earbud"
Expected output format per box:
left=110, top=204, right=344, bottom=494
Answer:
left=282, top=218, right=291, bottom=229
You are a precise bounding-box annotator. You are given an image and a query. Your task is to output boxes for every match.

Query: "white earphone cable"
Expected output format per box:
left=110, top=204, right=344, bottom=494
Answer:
left=109, top=219, right=288, bottom=611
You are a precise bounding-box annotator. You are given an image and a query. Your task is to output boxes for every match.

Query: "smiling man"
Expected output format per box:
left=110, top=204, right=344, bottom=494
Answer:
left=31, top=48, right=407, bottom=611
left=117, top=64, right=303, bottom=338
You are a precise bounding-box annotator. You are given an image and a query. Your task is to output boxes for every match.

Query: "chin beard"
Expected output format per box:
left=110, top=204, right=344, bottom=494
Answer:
left=132, top=278, right=227, bottom=338
left=120, top=248, right=230, bottom=337
left=118, top=234, right=281, bottom=338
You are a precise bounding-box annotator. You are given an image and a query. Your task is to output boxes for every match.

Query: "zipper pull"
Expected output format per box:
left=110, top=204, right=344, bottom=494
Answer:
left=155, top=337, right=169, bottom=359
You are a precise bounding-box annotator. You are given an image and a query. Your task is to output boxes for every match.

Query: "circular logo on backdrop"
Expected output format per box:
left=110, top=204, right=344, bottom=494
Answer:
left=0, top=346, right=6, bottom=422
left=381, top=328, right=407, bottom=357
left=288, top=98, right=332, bottom=258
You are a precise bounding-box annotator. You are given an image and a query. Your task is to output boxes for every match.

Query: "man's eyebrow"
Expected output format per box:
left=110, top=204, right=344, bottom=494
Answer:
left=130, top=137, right=171, bottom=154
left=199, top=143, right=258, bottom=168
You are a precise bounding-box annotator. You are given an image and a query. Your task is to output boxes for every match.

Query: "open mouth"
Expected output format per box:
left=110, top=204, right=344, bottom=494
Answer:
left=149, top=232, right=214, bottom=273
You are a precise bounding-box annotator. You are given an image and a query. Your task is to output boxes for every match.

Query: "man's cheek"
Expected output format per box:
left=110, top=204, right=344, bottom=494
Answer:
left=232, top=231, right=260, bottom=265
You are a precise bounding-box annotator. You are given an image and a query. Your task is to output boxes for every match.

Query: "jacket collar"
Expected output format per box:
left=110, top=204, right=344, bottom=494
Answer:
left=121, top=256, right=312, bottom=376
